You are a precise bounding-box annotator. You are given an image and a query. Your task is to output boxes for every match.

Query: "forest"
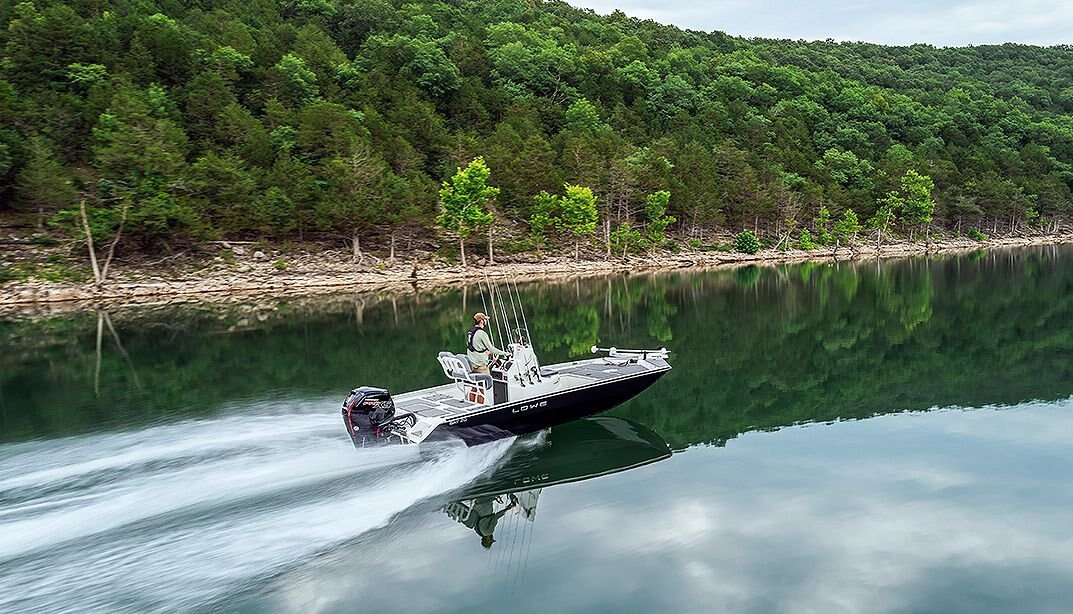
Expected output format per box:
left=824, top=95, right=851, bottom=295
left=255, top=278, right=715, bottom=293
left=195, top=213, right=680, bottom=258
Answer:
left=2, top=0, right=1073, bottom=259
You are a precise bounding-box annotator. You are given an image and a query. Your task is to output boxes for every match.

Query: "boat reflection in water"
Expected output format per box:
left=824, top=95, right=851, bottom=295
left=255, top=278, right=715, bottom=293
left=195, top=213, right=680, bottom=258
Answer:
left=443, top=415, right=671, bottom=549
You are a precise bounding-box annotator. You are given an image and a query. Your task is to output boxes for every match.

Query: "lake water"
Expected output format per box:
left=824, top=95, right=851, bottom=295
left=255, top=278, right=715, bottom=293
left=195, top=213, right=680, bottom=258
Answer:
left=3, top=246, right=1073, bottom=613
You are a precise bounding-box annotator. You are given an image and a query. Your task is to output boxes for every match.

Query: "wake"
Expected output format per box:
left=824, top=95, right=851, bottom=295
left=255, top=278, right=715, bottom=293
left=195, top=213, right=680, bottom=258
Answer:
left=0, top=404, right=512, bottom=613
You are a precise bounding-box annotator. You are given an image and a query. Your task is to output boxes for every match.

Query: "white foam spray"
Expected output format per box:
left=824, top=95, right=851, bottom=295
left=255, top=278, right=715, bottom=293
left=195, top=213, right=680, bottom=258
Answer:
left=0, top=402, right=513, bottom=613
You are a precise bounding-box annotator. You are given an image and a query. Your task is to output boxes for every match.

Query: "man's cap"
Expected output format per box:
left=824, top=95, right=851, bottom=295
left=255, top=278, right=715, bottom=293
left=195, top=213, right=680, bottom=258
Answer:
left=473, top=312, right=489, bottom=323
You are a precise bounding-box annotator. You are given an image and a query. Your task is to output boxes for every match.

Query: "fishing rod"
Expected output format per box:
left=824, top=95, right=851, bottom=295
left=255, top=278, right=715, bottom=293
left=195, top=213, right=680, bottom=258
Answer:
left=512, top=277, right=533, bottom=351
left=477, top=280, right=494, bottom=345
left=506, top=277, right=522, bottom=345
left=510, top=278, right=540, bottom=382
left=495, top=280, right=534, bottom=385
left=485, top=278, right=507, bottom=350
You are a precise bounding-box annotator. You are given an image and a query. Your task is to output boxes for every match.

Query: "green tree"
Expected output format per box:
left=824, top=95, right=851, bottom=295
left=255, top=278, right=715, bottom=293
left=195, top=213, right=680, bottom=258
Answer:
left=868, top=193, right=900, bottom=250
left=735, top=230, right=761, bottom=254
left=14, top=136, right=76, bottom=225
left=814, top=206, right=833, bottom=245
left=530, top=190, right=559, bottom=258
left=899, top=170, right=936, bottom=241
left=610, top=221, right=645, bottom=257
left=91, top=86, right=197, bottom=243
left=644, top=190, right=675, bottom=246
left=318, top=147, right=388, bottom=264
left=833, top=209, right=862, bottom=245
left=273, top=53, right=319, bottom=106
left=437, top=157, right=497, bottom=268
left=559, top=184, right=599, bottom=260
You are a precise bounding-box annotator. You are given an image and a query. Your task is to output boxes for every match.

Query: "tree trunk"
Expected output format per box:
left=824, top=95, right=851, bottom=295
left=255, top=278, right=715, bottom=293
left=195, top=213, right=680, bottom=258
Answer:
left=79, top=200, right=102, bottom=287
left=605, top=219, right=611, bottom=260
left=99, top=201, right=128, bottom=287
left=460, top=237, right=467, bottom=268
left=389, top=230, right=396, bottom=263
left=351, top=229, right=364, bottom=265
left=487, top=224, right=494, bottom=265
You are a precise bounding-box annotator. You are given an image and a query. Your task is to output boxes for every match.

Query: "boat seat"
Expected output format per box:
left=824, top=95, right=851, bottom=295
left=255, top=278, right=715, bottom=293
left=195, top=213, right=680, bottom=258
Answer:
left=437, top=351, right=493, bottom=390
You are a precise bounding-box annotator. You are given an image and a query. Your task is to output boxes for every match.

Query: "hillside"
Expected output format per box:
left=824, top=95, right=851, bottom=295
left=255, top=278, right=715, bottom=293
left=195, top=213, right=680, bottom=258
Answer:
left=2, top=0, right=1072, bottom=258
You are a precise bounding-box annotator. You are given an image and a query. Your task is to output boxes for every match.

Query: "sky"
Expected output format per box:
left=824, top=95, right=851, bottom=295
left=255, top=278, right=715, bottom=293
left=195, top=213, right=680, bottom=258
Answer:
left=567, top=0, right=1073, bottom=47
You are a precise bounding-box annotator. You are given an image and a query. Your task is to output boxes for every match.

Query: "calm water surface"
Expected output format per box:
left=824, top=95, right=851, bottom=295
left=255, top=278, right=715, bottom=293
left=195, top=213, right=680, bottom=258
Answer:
left=3, top=246, right=1073, bottom=613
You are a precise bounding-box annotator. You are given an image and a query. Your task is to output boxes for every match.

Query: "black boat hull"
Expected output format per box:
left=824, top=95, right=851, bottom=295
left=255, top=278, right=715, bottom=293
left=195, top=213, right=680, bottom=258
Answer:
left=443, top=369, right=669, bottom=445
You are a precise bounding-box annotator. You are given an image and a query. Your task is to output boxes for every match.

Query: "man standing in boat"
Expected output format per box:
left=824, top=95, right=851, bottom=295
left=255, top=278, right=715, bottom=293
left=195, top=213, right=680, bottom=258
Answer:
left=468, top=312, right=510, bottom=373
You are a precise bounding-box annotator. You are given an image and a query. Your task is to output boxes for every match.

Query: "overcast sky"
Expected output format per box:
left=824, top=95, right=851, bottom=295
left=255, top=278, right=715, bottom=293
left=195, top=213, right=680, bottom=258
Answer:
left=568, top=0, right=1073, bottom=47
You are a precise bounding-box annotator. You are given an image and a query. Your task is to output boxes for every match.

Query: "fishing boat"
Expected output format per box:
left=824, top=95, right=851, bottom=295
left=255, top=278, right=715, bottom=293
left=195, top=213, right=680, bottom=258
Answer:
left=341, top=281, right=671, bottom=446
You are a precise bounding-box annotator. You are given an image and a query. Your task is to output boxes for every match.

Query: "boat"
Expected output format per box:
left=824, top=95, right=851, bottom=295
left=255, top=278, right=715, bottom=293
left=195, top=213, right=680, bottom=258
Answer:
left=340, top=281, right=671, bottom=446
left=443, top=415, right=672, bottom=548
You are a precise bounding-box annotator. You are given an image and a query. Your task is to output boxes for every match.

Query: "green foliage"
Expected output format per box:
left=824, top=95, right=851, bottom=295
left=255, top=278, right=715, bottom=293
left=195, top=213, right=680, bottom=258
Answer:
left=364, top=35, right=461, bottom=97
left=14, top=136, right=75, bottom=215
left=899, top=170, right=936, bottom=229
left=558, top=184, right=599, bottom=259
left=0, top=0, right=1071, bottom=254
left=564, top=98, right=606, bottom=133
left=644, top=191, right=675, bottom=244
left=815, top=148, right=874, bottom=190
left=610, top=221, right=646, bottom=256
left=66, top=63, right=108, bottom=89
left=869, top=194, right=900, bottom=235
left=529, top=190, right=559, bottom=254
left=274, top=53, right=319, bottom=105
left=968, top=228, right=987, bottom=241
left=833, top=209, right=862, bottom=243
left=814, top=206, right=833, bottom=245
left=438, top=157, right=497, bottom=239
left=438, top=157, right=497, bottom=265
left=798, top=228, right=818, bottom=250
left=734, top=230, right=761, bottom=254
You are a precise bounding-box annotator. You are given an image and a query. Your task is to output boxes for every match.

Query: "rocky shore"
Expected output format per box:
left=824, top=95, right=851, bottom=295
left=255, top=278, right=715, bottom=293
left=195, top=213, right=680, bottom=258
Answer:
left=3, top=232, right=1072, bottom=319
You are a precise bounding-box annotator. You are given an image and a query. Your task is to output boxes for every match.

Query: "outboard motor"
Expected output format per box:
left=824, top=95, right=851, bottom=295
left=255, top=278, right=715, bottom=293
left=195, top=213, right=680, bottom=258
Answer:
left=341, top=386, right=396, bottom=446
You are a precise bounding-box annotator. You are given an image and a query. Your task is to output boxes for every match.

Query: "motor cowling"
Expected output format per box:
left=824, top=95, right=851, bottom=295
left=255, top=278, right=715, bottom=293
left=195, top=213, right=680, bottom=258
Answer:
left=341, top=386, right=396, bottom=444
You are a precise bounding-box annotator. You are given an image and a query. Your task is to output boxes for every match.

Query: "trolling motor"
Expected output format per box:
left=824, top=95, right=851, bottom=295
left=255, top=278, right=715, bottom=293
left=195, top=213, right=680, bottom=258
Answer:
left=341, top=386, right=416, bottom=446
left=589, top=346, right=670, bottom=365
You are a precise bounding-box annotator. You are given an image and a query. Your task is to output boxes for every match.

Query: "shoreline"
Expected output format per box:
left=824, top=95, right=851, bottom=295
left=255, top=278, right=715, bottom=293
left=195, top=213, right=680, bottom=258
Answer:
left=2, top=233, right=1072, bottom=318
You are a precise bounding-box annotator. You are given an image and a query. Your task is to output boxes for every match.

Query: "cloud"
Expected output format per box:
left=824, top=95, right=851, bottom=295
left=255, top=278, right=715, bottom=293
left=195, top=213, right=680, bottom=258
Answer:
left=568, top=0, right=1073, bottom=46
left=247, top=399, right=1073, bottom=613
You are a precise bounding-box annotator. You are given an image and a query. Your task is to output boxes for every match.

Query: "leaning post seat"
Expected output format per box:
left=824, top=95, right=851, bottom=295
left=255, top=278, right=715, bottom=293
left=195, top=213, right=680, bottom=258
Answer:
left=436, top=351, right=493, bottom=404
